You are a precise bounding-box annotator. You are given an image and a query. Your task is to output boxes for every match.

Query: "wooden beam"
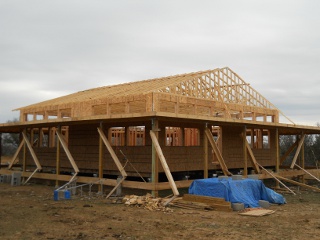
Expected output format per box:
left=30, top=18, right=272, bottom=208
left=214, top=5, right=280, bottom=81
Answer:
left=204, top=128, right=230, bottom=176
left=55, top=126, right=61, bottom=187
left=0, top=168, right=193, bottom=191
left=203, top=126, right=208, bottom=178
left=106, top=177, right=125, bottom=199
left=290, top=134, right=305, bottom=169
left=243, top=126, right=248, bottom=176
left=98, top=123, right=104, bottom=192
left=258, top=163, right=295, bottom=195
left=280, top=140, right=298, bottom=165
left=276, top=175, right=320, bottom=192
left=244, top=138, right=260, bottom=174
left=275, top=128, right=280, bottom=188
left=56, top=130, right=79, bottom=173
left=22, top=132, right=42, bottom=170
left=150, top=130, right=179, bottom=196
left=8, top=139, right=25, bottom=169
left=294, top=164, right=320, bottom=182
left=97, top=127, right=127, bottom=177
left=151, top=118, right=159, bottom=197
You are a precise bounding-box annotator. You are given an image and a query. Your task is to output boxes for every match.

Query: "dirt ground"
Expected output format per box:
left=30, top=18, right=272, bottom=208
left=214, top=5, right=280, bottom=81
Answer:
left=0, top=179, right=320, bottom=240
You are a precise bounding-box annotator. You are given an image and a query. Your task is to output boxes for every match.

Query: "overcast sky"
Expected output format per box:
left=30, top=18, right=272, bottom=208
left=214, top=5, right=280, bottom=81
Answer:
left=1, top=0, right=320, bottom=125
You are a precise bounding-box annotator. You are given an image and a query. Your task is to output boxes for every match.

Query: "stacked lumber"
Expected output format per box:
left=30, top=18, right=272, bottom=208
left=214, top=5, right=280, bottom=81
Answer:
left=122, top=193, right=173, bottom=212
left=170, top=194, right=232, bottom=212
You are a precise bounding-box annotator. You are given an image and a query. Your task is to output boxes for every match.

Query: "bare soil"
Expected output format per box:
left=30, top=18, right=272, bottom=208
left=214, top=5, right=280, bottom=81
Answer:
left=0, top=180, right=320, bottom=240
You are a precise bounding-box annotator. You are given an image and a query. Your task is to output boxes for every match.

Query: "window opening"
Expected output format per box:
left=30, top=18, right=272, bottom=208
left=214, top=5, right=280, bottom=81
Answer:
left=165, top=127, right=182, bottom=146
left=109, top=127, right=125, bottom=146
left=128, top=126, right=145, bottom=146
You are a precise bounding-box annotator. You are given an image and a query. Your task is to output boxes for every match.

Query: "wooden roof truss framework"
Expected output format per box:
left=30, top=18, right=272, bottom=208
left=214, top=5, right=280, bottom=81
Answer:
left=16, top=67, right=291, bottom=125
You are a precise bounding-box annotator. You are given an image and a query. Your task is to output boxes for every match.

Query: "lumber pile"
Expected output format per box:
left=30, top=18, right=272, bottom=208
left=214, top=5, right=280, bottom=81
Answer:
left=169, top=194, right=232, bottom=212
left=122, top=193, right=173, bottom=212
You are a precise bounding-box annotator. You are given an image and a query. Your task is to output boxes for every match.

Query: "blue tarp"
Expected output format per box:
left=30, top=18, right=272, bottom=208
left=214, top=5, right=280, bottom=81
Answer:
left=189, top=178, right=286, bottom=208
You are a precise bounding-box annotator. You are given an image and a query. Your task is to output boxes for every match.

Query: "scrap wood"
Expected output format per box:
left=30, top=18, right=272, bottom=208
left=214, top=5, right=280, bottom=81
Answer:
left=122, top=194, right=173, bottom=212
left=238, top=208, right=275, bottom=217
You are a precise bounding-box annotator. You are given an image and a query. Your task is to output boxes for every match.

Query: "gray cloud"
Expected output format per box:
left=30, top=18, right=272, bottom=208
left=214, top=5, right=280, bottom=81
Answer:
left=1, top=0, right=320, bottom=125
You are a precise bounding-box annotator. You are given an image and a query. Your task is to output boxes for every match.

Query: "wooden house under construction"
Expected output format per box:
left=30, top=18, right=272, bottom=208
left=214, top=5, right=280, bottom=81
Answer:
left=1, top=67, right=320, bottom=196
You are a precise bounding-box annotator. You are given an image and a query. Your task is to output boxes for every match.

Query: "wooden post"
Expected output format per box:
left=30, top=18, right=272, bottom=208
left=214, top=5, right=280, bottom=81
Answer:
left=301, top=133, right=305, bottom=183
left=150, top=130, right=179, bottom=196
left=244, top=140, right=261, bottom=174
left=290, top=134, right=306, bottom=169
left=23, top=130, right=27, bottom=181
left=0, top=133, right=1, bottom=169
left=56, top=130, right=79, bottom=174
left=98, top=122, right=104, bottom=192
left=275, top=128, right=280, bottom=188
left=21, top=132, right=41, bottom=170
left=56, top=126, right=61, bottom=187
left=151, top=118, right=159, bottom=197
left=243, top=126, right=248, bottom=177
left=203, top=125, right=208, bottom=179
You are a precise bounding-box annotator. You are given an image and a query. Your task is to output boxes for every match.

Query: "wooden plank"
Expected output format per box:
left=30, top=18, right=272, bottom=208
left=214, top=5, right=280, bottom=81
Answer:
left=56, top=131, right=79, bottom=173
left=97, top=127, right=127, bottom=177
left=183, top=194, right=229, bottom=205
left=239, top=209, right=275, bottom=216
left=276, top=175, right=320, bottom=192
left=150, top=130, right=179, bottom=196
left=204, top=128, right=230, bottom=176
left=290, top=134, right=305, bottom=169
left=151, top=118, right=159, bottom=197
left=22, top=132, right=42, bottom=170
left=280, top=140, right=298, bottom=164
left=56, top=126, right=61, bottom=187
left=244, top=138, right=260, bottom=174
left=203, top=127, right=208, bottom=178
left=8, top=139, right=25, bottom=169
left=243, top=127, right=248, bottom=176
left=258, top=163, right=295, bottom=195
left=294, top=164, right=320, bottom=182
left=171, top=200, right=232, bottom=212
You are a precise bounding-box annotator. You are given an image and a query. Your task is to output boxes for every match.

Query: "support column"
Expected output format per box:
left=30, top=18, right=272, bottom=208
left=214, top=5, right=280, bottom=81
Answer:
left=0, top=133, right=2, bottom=169
left=22, top=130, right=27, bottom=181
left=203, top=125, right=208, bottom=179
left=151, top=118, right=159, bottom=197
left=301, top=133, right=305, bottom=183
left=55, top=126, right=61, bottom=187
left=243, top=126, right=248, bottom=177
left=98, top=122, right=105, bottom=192
left=275, top=128, right=280, bottom=188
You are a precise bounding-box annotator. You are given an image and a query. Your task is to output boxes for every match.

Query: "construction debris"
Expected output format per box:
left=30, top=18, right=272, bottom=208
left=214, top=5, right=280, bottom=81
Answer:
left=122, top=193, right=173, bottom=212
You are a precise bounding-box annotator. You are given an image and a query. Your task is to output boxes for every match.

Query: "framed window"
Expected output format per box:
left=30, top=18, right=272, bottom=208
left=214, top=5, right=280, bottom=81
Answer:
left=165, top=127, right=182, bottom=146
left=128, top=126, right=145, bottom=146
left=109, top=127, right=126, bottom=146
left=247, top=128, right=270, bottom=149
